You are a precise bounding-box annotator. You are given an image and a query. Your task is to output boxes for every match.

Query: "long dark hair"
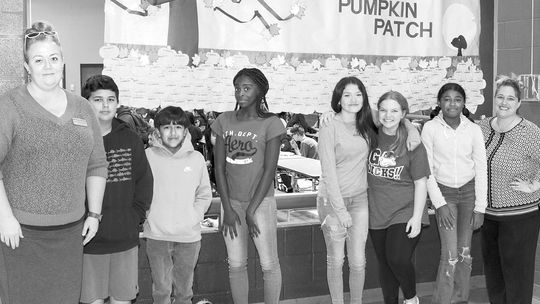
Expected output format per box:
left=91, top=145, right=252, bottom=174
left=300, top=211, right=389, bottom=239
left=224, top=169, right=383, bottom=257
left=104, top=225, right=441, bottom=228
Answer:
left=331, top=77, right=377, bottom=150
left=233, top=68, right=273, bottom=118
left=378, top=91, right=409, bottom=156
left=430, top=82, right=473, bottom=122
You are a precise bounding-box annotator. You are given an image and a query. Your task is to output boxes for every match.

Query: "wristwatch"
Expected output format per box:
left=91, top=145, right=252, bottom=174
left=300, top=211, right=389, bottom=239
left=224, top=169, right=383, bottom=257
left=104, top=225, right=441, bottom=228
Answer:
left=87, top=212, right=103, bottom=222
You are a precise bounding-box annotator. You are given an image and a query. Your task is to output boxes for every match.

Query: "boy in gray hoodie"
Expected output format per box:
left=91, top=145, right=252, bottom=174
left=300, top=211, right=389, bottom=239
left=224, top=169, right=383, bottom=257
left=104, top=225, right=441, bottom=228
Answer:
left=143, top=106, right=212, bottom=304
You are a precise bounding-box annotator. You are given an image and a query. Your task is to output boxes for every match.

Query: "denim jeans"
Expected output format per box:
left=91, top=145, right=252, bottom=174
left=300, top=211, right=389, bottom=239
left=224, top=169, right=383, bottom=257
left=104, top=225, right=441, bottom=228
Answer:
left=145, top=239, right=201, bottom=304
left=317, top=192, right=369, bottom=304
left=482, top=210, right=540, bottom=304
left=432, top=180, right=475, bottom=304
left=369, top=224, right=421, bottom=304
left=222, top=197, right=282, bottom=304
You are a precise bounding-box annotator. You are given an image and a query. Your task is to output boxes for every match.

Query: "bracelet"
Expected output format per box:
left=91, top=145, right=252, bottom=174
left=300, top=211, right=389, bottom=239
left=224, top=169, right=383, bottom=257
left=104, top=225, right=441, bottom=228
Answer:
left=87, top=212, right=103, bottom=222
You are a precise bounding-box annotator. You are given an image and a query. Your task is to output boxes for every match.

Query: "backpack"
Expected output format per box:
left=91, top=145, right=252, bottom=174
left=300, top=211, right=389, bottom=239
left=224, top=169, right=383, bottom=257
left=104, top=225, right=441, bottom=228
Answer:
left=117, top=107, right=153, bottom=147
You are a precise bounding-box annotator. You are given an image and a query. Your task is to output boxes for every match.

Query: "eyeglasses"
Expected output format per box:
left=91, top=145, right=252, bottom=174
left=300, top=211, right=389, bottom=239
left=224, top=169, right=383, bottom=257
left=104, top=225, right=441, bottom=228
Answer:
left=24, top=31, right=58, bottom=40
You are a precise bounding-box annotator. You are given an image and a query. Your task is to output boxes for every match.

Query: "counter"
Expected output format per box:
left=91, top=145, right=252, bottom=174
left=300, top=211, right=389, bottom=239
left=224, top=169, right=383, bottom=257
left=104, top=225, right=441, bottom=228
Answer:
left=204, top=191, right=319, bottom=231
left=135, top=193, right=485, bottom=304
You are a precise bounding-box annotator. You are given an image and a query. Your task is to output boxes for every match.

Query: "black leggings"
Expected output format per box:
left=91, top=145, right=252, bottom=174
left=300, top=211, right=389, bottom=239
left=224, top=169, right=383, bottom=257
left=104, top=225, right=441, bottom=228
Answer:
left=370, top=223, right=421, bottom=304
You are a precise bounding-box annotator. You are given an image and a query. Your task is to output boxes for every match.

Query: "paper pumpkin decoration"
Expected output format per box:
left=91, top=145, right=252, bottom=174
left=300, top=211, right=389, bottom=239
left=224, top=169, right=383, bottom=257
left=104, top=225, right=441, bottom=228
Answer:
left=99, top=44, right=120, bottom=59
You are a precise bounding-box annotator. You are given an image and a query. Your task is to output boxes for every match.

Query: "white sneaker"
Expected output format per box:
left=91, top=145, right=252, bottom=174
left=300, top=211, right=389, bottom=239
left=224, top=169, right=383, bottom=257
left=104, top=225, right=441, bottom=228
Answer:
left=195, top=300, right=212, bottom=304
left=403, top=295, right=419, bottom=304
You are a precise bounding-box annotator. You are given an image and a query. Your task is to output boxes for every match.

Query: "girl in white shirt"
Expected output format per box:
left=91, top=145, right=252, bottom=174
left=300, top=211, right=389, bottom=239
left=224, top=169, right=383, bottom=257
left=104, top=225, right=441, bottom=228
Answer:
left=421, top=83, right=487, bottom=304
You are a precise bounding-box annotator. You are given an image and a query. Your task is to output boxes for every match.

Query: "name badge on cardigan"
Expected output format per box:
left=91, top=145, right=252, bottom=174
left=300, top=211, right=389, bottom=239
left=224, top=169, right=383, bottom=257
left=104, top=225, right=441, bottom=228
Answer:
left=72, top=118, right=88, bottom=127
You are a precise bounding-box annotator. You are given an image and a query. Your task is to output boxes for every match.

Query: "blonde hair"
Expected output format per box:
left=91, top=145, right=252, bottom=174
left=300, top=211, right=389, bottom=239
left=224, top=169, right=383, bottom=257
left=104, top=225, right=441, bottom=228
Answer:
left=377, top=91, right=409, bottom=156
left=23, top=21, right=61, bottom=62
left=495, top=74, right=524, bottom=101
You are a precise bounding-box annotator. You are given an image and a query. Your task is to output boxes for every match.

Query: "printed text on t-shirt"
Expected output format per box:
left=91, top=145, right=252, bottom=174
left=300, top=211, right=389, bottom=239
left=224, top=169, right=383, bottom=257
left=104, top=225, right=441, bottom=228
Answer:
left=223, top=130, right=259, bottom=163
left=368, top=148, right=404, bottom=180
left=106, top=148, right=132, bottom=182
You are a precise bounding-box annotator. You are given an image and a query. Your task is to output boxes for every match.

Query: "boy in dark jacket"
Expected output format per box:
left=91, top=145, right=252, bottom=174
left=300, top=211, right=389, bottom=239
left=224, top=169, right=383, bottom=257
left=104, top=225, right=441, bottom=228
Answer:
left=80, top=75, right=154, bottom=304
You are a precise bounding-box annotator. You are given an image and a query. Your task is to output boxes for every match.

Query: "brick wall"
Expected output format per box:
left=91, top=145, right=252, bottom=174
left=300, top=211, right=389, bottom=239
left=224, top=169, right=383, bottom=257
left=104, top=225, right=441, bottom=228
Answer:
left=0, top=0, right=25, bottom=96
left=0, top=2, right=23, bottom=303
left=495, top=0, right=540, bottom=299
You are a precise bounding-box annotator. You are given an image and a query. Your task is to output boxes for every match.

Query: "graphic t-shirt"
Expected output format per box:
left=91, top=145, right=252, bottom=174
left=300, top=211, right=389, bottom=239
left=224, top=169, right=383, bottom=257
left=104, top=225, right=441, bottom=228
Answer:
left=367, top=132, right=431, bottom=229
left=211, top=111, right=285, bottom=202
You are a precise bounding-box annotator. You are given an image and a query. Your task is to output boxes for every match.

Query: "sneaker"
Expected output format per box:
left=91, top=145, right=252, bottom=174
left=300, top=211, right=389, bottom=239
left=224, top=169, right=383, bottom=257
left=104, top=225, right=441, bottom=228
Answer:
left=195, top=300, right=212, bottom=304
left=403, top=296, right=419, bottom=304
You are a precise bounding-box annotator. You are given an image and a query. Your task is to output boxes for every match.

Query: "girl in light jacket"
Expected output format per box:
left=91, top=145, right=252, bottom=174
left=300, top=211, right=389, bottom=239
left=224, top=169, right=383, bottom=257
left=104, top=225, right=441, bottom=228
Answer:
left=421, top=83, right=487, bottom=304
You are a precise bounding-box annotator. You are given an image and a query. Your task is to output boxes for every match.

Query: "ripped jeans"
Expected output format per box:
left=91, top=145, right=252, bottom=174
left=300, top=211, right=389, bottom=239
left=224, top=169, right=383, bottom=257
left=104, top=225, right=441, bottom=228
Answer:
left=317, top=192, right=369, bottom=304
left=432, top=180, right=475, bottom=304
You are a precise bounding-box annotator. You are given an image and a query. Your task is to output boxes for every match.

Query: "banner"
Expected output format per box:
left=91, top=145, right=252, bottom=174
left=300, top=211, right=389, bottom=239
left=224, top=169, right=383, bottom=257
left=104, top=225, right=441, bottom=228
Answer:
left=104, top=0, right=480, bottom=57
left=101, top=0, right=485, bottom=114
left=104, top=0, right=169, bottom=46
left=198, top=0, right=480, bottom=57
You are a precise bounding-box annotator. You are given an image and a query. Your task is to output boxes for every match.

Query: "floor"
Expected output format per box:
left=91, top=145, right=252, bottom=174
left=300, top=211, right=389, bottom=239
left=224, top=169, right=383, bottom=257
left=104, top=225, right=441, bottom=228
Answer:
left=130, top=275, right=540, bottom=303
left=250, top=276, right=540, bottom=304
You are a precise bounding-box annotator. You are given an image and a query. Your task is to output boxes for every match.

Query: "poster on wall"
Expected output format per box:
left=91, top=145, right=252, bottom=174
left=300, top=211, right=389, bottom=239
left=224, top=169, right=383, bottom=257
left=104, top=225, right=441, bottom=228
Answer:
left=102, top=0, right=485, bottom=113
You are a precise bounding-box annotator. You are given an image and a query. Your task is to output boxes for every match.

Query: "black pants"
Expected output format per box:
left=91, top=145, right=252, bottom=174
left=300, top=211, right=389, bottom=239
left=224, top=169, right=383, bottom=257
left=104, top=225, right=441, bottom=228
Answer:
left=370, top=223, right=421, bottom=304
left=481, top=211, right=540, bottom=304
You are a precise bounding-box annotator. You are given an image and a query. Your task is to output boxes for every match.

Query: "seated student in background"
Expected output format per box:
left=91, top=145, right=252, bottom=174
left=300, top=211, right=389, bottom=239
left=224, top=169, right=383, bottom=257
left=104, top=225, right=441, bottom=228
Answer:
left=81, top=75, right=154, bottom=304
left=143, top=106, right=212, bottom=304
left=187, top=111, right=205, bottom=155
left=289, top=126, right=319, bottom=159
left=278, top=112, right=289, bottom=128
left=287, top=113, right=317, bottom=134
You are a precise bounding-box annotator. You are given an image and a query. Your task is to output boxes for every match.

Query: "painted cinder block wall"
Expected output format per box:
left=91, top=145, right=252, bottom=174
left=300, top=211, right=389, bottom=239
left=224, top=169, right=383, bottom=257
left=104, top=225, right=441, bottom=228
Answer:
left=0, top=0, right=25, bottom=96
left=495, top=0, right=540, bottom=299
left=496, top=0, right=539, bottom=76
left=0, top=2, right=24, bottom=303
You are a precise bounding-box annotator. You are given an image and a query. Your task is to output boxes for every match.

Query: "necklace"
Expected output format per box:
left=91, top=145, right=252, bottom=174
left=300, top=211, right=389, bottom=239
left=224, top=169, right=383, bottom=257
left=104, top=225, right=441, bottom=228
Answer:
left=494, top=116, right=520, bottom=133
